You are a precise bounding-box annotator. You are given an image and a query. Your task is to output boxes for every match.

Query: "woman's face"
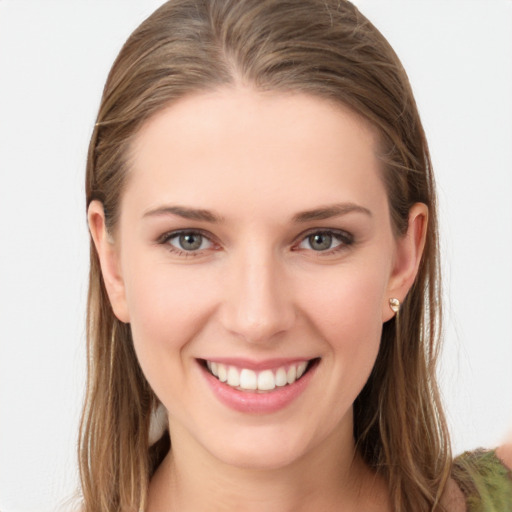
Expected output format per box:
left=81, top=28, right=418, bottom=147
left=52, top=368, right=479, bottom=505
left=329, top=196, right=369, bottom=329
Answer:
left=90, top=87, right=425, bottom=470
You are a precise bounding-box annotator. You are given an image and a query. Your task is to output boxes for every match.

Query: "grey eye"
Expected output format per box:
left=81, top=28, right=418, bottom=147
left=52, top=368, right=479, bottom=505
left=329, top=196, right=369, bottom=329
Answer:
left=308, top=233, right=334, bottom=251
left=297, top=231, right=349, bottom=252
left=180, top=233, right=202, bottom=250
left=169, top=232, right=211, bottom=251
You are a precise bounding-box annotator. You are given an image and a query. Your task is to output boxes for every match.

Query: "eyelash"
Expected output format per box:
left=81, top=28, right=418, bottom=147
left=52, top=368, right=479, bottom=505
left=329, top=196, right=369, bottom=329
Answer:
left=294, top=229, right=354, bottom=255
left=157, top=229, right=217, bottom=258
left=157, top=228, right=354, bottom=257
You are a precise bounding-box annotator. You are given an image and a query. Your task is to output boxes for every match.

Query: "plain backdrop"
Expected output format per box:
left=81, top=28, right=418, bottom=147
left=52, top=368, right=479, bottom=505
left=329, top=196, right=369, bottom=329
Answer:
left=0, top=1, right=511, bottom=510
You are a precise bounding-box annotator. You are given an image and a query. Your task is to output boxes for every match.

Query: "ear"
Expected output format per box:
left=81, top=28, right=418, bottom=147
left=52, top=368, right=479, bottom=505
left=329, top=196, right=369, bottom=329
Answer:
left=382, top=202, right=428, bottom=322
left=88, top=200, right=130, bottom=323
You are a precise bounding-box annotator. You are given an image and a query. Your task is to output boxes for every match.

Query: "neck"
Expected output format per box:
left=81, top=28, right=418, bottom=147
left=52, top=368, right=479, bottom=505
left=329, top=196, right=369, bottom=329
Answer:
left=147, top=420, right=389, bottom=512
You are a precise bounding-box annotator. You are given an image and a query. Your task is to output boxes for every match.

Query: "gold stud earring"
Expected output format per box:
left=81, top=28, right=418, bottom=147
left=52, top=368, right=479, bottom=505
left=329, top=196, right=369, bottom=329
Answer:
left=389, top=298, right=400, bottom=314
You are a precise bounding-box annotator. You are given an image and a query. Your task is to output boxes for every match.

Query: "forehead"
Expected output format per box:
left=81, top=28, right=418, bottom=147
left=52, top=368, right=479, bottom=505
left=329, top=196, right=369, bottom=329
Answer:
left=124, top=87, right=386, bottom=219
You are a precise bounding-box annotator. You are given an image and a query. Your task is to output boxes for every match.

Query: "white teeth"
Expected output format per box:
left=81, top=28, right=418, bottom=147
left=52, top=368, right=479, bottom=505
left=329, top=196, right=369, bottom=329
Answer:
left=206, top=360, right=313, bottom=391
left=297, top=361, right=307, bottom=379
left=239, top=369, right=257, bottom=390
left=286, top=365, right=296, bottom=384
left=275, top=367, right=287, bottom=387
left=217, top=364, right=227, bottom=382
left=257, top=370, right=276, bottom=391
left=227, top=366, right=240, bottom=387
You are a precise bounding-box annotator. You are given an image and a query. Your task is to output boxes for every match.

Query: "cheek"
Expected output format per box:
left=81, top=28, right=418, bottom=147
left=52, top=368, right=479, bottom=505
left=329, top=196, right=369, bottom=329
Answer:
left=122, top=259, right=217, bottom=388
left=303, top=264, right=387, bottom=336
left=126, top=257, right=215, bottom=333
left=298, top=263, right=388, bottom=385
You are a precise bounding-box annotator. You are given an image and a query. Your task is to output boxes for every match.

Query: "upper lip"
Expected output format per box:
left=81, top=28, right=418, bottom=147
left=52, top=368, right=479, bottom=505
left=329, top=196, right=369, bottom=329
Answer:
left=198, top=357, right=318, bottom=371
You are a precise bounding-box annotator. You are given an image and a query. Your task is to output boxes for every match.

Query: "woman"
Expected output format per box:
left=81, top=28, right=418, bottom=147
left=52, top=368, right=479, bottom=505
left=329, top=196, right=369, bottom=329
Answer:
left=80, top=0, right=512, bottom=510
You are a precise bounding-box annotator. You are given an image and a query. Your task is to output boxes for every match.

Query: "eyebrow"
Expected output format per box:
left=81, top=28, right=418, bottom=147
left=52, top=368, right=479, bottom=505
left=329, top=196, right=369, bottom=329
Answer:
left=142, top=202, right=371, bottom=224
left=143, top=205, right=223, bottom=223
left=292, top=203, right=372, bottom=223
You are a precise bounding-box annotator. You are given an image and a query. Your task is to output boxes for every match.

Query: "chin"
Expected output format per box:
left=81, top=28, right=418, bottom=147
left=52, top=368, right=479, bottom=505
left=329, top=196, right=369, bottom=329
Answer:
left=214, top=443, right=306, bottom=471
left=196, top=423, right=324, bottom=471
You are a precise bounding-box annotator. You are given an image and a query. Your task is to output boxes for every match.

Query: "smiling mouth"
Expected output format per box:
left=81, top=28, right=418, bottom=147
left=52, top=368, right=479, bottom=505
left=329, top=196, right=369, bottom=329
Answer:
left=201, top=359, right=319, bottom=392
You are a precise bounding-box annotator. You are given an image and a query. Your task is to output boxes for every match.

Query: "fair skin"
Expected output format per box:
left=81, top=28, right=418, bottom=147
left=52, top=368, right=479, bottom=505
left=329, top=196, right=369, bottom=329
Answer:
left=89, top=88, right=429, bottom=511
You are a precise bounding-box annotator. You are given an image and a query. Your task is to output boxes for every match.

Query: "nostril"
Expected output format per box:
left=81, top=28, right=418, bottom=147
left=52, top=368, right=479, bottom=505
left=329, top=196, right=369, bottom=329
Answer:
left=219, top=263, right=295, bottom=342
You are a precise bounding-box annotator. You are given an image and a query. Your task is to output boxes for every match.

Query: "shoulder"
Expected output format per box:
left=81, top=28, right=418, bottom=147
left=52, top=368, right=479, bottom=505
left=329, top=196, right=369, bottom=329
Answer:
left=451, top=447, right=512, bottom=512
left=496, top=442, right=512, bottom=471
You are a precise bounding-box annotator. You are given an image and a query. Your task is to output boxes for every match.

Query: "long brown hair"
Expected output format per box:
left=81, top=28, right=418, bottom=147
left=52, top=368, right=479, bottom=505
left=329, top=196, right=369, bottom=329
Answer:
left=80, top=1, right=451, bottom=510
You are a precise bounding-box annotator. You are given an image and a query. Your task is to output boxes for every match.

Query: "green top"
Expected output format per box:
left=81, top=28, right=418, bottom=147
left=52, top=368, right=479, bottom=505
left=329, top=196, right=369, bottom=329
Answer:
left=452, top=449, right=512, bottom=511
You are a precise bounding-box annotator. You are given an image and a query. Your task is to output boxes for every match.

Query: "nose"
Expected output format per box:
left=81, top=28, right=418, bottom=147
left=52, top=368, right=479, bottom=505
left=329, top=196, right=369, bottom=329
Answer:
left=219, top=247, right=295, bottom=344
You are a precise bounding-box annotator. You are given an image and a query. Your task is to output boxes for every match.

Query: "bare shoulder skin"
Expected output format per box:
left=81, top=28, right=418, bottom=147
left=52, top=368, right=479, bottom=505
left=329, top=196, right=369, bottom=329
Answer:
left=496, top=442, right=512, bottom=470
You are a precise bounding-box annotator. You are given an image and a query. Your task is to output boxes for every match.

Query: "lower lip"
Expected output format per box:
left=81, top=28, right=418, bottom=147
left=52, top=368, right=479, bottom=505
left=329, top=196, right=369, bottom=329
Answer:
left=200, top=361, right=318, bottom=414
